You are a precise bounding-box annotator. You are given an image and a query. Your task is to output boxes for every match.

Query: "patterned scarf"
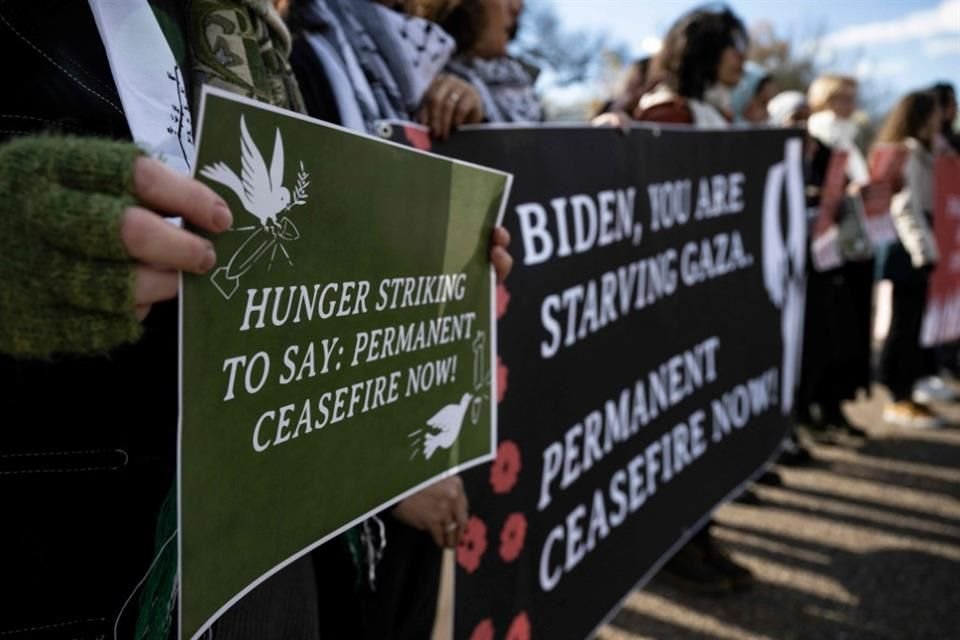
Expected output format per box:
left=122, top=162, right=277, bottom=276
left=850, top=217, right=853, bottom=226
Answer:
left=189, top=0, right=305, bottom=113
left=328, top=0, right=455, bottom=122
left=293, top=0, right=381, bottom=131
left=446, top=55, right=543, bottom=123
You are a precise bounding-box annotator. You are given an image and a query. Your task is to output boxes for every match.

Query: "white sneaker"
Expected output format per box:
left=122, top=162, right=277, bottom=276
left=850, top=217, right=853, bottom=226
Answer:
left=882, top=401, right=943, bottom=428
left=912, top=376, right=960, bottom=404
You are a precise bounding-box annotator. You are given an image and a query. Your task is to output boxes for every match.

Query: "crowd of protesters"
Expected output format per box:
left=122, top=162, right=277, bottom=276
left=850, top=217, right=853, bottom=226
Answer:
left=0, top=0, right=957, bottom=638
left=591, top=4, right=960, bottom=596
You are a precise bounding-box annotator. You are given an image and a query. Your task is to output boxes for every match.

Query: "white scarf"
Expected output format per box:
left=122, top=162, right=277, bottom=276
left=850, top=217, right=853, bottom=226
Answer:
left=88, top=0, right=194, bottom=174
left=808, top=110, right=869, bottom=184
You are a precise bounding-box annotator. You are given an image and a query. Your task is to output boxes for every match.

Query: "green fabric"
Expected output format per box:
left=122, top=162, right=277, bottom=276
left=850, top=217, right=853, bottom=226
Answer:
left=0, top=135, right=143, bottom=358
left=344, top=526, right=366, bottom=590
left=135, top=485, right=179, bottom=640
left=188, top=0, right=305, bottom=113
left=150, top=0, right=191, bottom=68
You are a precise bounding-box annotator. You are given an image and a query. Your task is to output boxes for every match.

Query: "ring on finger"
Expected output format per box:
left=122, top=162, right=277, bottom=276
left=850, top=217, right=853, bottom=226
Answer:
left=445, top=521, right=459, bottom=532
left=448, top=92, right=462, bottom=104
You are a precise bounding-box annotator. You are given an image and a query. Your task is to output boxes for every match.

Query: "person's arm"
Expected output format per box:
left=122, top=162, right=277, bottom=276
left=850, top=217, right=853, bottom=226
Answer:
left=417, top=73, right=485, bottom=140
left=392, top=475, right=469, bottom=547
left=890, top=150, right=938, bottom=269
left=490, top=226, right=512, bottom=284
left=0, top=135, right=231, bottom=358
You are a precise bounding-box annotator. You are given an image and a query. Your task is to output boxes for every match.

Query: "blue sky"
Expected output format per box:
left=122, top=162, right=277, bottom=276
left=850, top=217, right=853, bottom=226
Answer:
left=540, top=0, right=960, bottom=113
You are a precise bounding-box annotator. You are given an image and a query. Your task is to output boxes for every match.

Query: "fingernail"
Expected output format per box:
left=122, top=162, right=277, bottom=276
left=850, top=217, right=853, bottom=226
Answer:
left=213, top=201, right=233, bottom=231
left=200, top=246, right=216, bottom=273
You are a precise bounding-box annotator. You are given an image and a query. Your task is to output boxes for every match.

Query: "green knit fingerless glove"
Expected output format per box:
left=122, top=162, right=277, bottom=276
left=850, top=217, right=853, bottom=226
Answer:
left=0, top=135, right=145, bottom=358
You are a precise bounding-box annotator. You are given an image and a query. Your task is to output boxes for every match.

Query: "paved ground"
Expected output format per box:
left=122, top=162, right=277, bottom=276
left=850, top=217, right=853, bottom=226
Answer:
left=596, top=387, right=960, bottom=640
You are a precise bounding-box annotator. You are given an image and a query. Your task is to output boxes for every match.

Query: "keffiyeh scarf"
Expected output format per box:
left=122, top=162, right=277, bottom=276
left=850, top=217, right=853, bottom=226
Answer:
left=328, top=0, right=455, bottom=125
left=447, top=55, right=543, bottom=123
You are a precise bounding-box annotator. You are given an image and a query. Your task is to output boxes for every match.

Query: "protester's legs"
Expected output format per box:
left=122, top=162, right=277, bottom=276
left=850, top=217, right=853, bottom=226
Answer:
left=796, top=268, right=830, bottom=423
left=214, top=557, right=322, bottom=640
left=311, top=538, right=364, bottom=638
left=361, top=515, right=444, bottom=640
left=880, top=279, right=929, bottom=401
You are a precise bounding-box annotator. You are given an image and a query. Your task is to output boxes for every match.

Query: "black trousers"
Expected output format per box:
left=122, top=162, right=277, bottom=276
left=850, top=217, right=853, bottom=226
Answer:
left=311, top=516, right=443, bottom=640
left=215, top=558, right=322, bottom=640
left=361, top=516, right=442, bottom=640
left=797, top=261, right=874, bottom=418
left=879, top=275, right=931, bottom=401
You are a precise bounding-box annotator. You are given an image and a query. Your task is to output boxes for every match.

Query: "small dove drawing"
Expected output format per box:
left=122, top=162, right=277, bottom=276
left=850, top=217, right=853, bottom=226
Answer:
left=423, top=393, right=474, bottom=460
left=200, top=114, right=290, bottom=226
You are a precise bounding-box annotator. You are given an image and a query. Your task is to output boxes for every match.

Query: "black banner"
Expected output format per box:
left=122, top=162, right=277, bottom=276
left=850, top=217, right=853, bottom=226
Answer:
left=430, top=125, right=807, bottom=640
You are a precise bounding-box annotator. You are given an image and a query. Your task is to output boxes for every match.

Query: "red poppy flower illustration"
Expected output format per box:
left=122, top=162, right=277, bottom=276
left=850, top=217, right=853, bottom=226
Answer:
left=490, top=440, right=521, bottom=494
left=499, top=512, right=528, bottom=563
left=496, top=284, right=511, bottom=319
left=505, top=611, right=531, bottom=640
left=468, top=618, right=495, bottom=640
left=457, top=516, right=488, bottom=574
left=497, top=357, right=508, bottom=403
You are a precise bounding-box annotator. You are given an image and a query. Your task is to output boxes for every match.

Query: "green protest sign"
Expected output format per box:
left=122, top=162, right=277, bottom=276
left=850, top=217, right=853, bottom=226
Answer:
left=178, top=87, right=510, bottom=639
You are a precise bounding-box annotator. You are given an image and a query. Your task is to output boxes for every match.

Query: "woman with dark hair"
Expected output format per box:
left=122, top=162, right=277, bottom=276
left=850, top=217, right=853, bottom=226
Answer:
left=931, top=82, right=960, bottom=154
left=634, top=4, right=747, bottom=126
left=441, top=0, right=544, bottom=123
left=873, top=91, right=943, bottom=428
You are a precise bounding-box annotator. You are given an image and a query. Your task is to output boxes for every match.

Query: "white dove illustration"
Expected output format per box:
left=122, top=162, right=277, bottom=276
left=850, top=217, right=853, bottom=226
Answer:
left=423, top=392, right=474, bottom=460
left=200, top=114, right=290, bottom=226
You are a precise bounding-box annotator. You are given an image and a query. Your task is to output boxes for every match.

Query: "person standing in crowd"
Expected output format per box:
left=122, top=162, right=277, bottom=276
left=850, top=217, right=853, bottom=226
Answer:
left=0, top=1, right=328, bottom=638
left=442, top=0, right=544, bottom=123
left=289, top=0, right=485, bottom=139
left=630, top=4, right=755, bottom=596
left=593, top=57, right=652, bottom=126
left=0, top=1, right=512, bottom=638
left=917, top=81, right=960, bottom=392
left=289, top=2, right=513, bottom=638
left=730, top=61, right=775, bottom=124
left=807, top=74, right=870, bottom=184
left=633, top=6, right=746, bottom=127
left=874, top=91, right=944, bottom=428
left=769, top=90, right=873, bottom=447
left=931, top=82, right=960, bottom=154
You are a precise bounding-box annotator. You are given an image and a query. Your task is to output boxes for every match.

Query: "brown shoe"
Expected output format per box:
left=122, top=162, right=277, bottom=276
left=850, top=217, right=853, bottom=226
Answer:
left=882, top=401, right=942, bottom=429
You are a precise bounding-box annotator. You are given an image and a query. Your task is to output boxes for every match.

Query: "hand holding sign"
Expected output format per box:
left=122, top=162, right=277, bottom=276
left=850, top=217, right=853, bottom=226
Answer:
left=490, top=226, right=513, bottom=284
left=124, top=156, right=233, bottom=319
left=393, top=475, right=470, bottom=548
